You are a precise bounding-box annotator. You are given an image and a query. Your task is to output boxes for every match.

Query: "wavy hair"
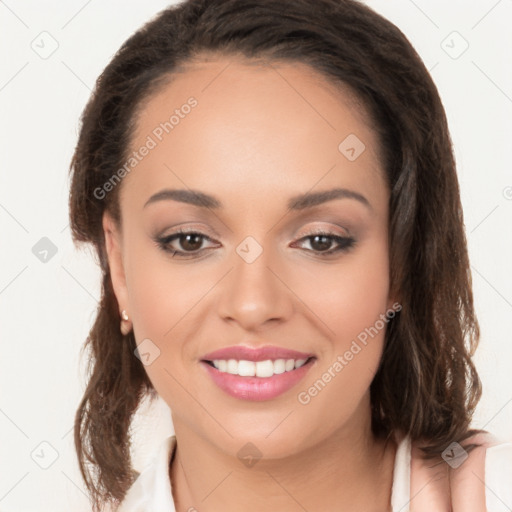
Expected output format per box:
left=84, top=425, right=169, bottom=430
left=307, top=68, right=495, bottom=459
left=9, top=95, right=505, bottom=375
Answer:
left=69, top=0, right=483, bottom=510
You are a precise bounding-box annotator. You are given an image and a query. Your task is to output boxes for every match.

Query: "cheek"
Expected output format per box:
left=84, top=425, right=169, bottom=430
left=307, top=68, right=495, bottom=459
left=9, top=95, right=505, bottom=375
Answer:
left=331, top=256, right=390, bottom=343
left=292, top=235, right=390, bottom=408
left=124, top=237, right=222, bottom=390
left=125, top=233, right=207, bottom=337
left=125, top=255, right=192, bottom=402
left=294, top=237, right=390, bottom=349
left=299, top=243, right=389, bottom=412
left=295, top=261, right=390, bottom=429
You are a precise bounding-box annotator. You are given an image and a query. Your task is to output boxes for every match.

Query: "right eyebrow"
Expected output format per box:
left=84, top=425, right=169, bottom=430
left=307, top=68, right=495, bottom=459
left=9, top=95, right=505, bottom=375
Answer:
left=143, top=189, right=221, bottom=209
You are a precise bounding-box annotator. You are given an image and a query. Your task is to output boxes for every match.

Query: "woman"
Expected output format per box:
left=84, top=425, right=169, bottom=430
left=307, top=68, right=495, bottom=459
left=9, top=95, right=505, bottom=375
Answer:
left=69, top=0, right=511, bottom=510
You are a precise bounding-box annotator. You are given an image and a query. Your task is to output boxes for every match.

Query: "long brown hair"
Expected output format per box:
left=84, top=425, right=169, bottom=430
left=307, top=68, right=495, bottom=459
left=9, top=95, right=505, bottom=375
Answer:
left=69, top=0, right=483, bottom=510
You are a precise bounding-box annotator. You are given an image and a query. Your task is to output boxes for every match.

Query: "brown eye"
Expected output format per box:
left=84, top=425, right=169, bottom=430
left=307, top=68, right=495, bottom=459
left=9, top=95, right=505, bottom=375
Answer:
left=309, top=234, right=334, bottom=252
left=293, top=231, right=356, bottom=256
left=156, top=229, right=217, bottom=258
left=179, top=233, right=204, bottom=252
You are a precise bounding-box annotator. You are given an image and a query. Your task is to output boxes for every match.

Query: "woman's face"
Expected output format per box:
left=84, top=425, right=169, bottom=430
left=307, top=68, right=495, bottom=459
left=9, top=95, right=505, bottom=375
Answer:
left=104, top=55, right=394, bottom=458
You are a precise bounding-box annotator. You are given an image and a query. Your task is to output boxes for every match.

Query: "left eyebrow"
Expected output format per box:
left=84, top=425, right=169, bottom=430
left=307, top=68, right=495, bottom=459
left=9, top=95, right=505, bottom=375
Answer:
left=287, top=187, right=372, bottom=211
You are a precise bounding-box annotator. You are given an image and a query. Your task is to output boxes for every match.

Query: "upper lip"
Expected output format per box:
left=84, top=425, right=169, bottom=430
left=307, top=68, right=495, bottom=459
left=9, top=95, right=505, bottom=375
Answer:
left=201, top=345, right=315, bottom=362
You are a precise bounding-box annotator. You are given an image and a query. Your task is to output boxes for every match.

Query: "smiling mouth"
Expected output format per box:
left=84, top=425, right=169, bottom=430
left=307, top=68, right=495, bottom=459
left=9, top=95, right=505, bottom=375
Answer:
left=202, top=357, right=316, bottom=378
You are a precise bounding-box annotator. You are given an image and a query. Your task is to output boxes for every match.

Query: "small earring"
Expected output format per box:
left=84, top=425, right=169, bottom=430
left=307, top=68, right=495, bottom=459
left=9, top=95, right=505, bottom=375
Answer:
left=120, top=309, right=132, bottom=335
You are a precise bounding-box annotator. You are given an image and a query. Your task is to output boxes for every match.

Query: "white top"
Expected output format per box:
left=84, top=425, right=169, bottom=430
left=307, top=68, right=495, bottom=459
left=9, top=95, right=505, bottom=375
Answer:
left=118, top=433, right=512, bottom=511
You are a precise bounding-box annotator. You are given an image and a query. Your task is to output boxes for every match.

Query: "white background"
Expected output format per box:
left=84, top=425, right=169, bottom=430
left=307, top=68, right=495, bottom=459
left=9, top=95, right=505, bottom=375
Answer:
left=1, top=1, right=511, bottom=510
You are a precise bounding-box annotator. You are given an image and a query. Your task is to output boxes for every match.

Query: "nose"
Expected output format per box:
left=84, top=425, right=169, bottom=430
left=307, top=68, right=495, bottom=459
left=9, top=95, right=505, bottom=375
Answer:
left=216, top=242, right=294, bottom=331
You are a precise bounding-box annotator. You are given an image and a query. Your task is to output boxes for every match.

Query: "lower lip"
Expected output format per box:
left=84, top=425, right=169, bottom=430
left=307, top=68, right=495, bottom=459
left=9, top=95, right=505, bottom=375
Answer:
left=200, top=359, right=315, bottom=401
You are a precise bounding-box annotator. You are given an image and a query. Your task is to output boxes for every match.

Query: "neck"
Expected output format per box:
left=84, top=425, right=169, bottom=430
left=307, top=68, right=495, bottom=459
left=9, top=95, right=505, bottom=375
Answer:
left=169, top=407, right=397, bottom=512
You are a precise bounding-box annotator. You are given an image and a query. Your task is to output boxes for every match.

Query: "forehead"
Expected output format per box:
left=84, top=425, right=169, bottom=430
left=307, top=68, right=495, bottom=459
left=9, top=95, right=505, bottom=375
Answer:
left=120, top=55, right=386, bottom=211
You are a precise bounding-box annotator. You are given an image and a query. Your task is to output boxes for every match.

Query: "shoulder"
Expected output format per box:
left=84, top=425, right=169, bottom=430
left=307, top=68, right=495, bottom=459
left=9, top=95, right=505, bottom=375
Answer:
left=451, top=431, right=512, bottom=512
left=117, top=435, right=177, bottom=512
left=409, top=431, right=511, bottom=512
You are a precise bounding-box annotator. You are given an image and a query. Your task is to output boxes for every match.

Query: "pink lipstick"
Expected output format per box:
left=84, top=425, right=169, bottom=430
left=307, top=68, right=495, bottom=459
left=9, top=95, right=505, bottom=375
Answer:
left=200, top=345, right=316, bottom=401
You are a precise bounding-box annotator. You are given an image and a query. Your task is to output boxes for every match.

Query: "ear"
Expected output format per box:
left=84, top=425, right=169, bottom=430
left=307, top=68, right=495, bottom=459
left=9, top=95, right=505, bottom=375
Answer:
left=386, top=295, right=401, bottom=311
left=102, top=210, right=129, bottom=312
left=386, top=278, right=402, bottom=313
left=385, top=290, right=402, bottom=319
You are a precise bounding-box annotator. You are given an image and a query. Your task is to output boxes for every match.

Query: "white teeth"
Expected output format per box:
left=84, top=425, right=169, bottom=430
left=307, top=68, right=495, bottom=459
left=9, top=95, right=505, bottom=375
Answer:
left=285, top=359, right=295, bottom=371
left=227, top=359, right=238, bottom=374
left=210, top=357, right=310, bottom=377
left=256, top=360, right=274, bottom=378
left=238, top=360, right=256, bottom=377
left=273, top=359, right=286, bottom=374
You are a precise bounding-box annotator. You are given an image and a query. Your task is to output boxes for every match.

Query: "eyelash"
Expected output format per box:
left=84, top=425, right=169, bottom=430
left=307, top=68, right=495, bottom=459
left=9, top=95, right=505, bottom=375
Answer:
left=155, top=227, right=356, bottom=259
